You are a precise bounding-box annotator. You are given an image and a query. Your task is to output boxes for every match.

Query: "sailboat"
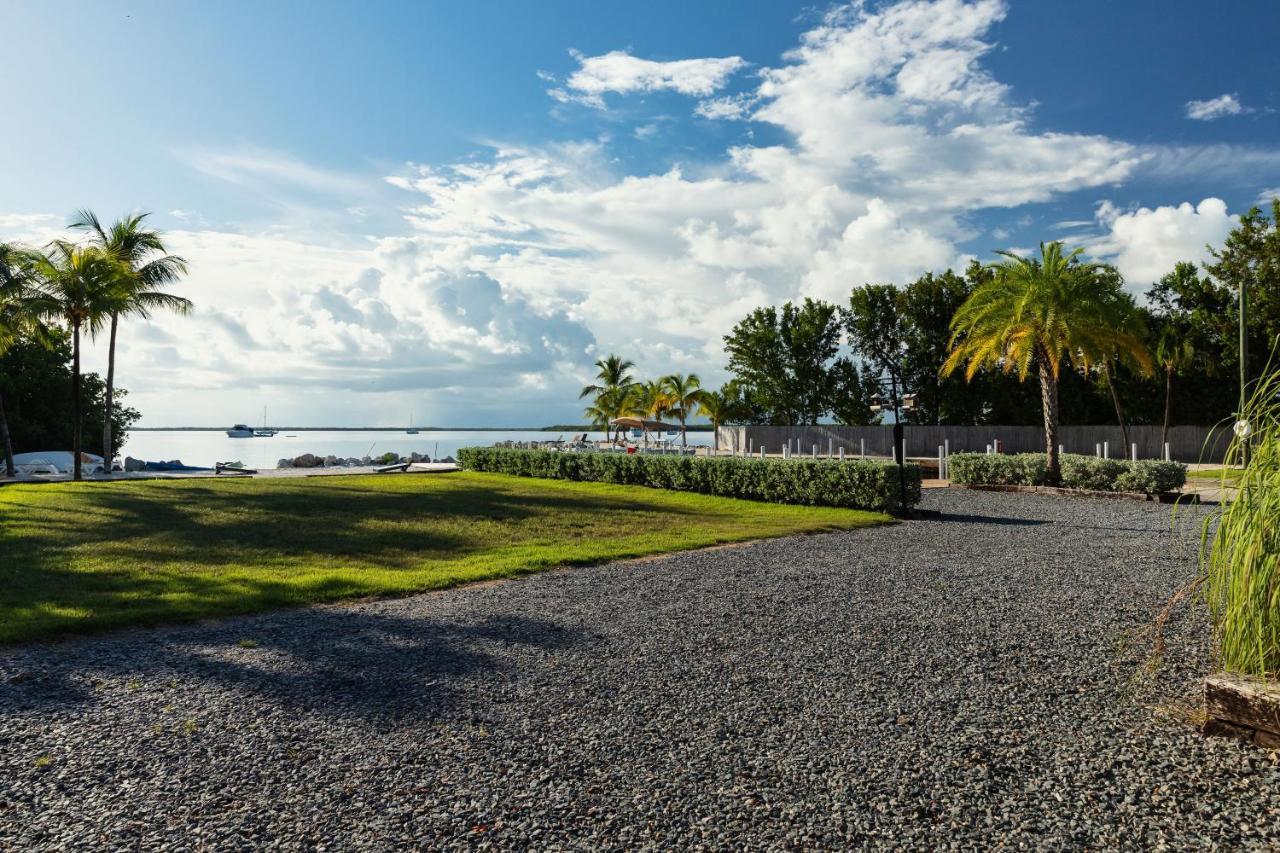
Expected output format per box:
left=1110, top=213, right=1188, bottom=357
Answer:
left=406, top=413, right=419, bottom=435
left=254, top=407, right=277, bottom=437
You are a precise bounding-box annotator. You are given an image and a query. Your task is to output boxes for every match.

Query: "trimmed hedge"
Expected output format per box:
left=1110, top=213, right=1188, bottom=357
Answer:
left=457, top=447, right=922, bottom=513
left=948, top=452, right=1186, bottom=495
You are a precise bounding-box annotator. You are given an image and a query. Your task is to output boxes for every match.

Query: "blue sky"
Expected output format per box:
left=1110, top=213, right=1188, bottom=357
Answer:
left=2, top=0, right=1279, bottom=426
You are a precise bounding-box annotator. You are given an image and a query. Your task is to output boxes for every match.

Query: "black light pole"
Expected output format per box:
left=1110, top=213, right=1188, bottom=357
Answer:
left=870, top=366, right=911, bottom=514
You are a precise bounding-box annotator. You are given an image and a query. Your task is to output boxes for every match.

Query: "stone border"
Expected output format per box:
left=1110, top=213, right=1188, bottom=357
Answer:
left=1204, top=673, right=1280, bottom=749
left=951, top=483, right=1190, bottom=503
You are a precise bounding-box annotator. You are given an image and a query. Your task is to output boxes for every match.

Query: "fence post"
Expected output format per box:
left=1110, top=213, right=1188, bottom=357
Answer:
left=1164, top=442, right=1171, bottom=462
left=938, top=445, right=945, bottom=480
left=828, top=438, right=833, bottom=458
left=1131, top=442, right=1138, bottom=462
left=811, top=444, right=817, bottom=458
left=860, top=438, right=865, bottom=458
left=1058, top=444, right=1064, bottom=458
left=760, top=447, right=765, bottom=459
left=944, top=438, right=950, bottom=460
left=748, top=438, right=754, bottom=456
left=1103, top=441, right=1109, bottom=459
left=1095, top=443, right=1101, bottom=458
left=838, top=447, right=845, bottom=461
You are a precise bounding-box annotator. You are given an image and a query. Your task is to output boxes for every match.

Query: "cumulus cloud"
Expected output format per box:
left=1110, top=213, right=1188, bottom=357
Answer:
left=1184, top=93, right=1250, bottom=121
left=549, top=49, right=747, bottom=108
left=1091, top=198, right=1238, bottom=285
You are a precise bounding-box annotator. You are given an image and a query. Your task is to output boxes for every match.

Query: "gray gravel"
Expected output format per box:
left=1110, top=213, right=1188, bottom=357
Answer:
left=1, top=489, right=1276, bottom=850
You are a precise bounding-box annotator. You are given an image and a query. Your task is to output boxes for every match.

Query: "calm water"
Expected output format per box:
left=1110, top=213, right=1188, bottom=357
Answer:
left=122, top=430, right=710, bottom=468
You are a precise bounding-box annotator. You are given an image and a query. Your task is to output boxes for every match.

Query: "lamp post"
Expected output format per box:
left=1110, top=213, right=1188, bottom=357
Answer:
left=870, top=374, right=915, bottom=514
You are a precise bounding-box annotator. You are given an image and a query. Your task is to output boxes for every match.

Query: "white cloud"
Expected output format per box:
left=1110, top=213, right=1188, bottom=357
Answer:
left=552, top=49, right=747, bottom=108
left=1184, top=93, right=1250, bottom=121
left=1258, top=187, right=1280, bottom=207
left=1090, top=198, right=1238, bottom=285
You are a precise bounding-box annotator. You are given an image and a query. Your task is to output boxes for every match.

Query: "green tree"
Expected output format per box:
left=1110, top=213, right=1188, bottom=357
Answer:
left=943, top=242, right=1150, bottom=484
left=845, top=284, right=909, bottom=420
left=579, top=354, right=636, bottom=400
left=722, top=298, right=842, bottom=424
left=70, top=210, right=190, bottom=466
left=29, top=241, right=123, bottom=479
left=1153, top=318, right=1199, bottom=450
left=1090, top=265, right=1153, bottom=454
left=0, top=329, right=139, bottom=459
left=582, top=384, right=631, bottom=440
left=661, top=372, right=703, bottom=446
left=696, top=387, right=729, bottom=451
left=0, top=244, right=53, bottom=477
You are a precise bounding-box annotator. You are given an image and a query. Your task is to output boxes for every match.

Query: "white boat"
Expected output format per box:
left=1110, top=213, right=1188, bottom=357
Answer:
left=12, top=451, right=106, bottom=475
left=406, top=412, right=419, bottom=435
left=226, top=424, right=255, bottom=438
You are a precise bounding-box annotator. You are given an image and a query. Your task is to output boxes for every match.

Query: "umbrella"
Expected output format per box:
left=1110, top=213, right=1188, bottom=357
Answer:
left=608, top=417, right=674, bottom=431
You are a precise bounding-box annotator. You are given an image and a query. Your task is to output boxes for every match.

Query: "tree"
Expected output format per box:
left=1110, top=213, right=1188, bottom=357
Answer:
left=70, top=210, right=190, bottom=467
left=0, top=244, right=52, bottom=477
left=1090, top=265, right=1153, bottom=455
left=697, top=388, right=730, bottom=451
left=0, top=328, right=138, bottom=458
left=582, top=385, right=631, bottom=440
left=1146, top=261, right=1236, bottom=425
left=29, top=241, right=122, bottom=480
left=828, top=358, right=879, bottom=426
left=722, top=298, right=842, bottom=424
left=845, top=284, right=909, bottom=419
left=661, top=372, right=703, bottom=446
left=943, top=242, right=1150, bottom=484
left=579, top=354, right=635, bottom=400
left=1153, top=319, right=1198, bottom=451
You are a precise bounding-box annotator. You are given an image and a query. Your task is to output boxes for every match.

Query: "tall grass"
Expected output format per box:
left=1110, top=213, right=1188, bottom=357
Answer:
left=1205, top=363, right=1280, bottom=677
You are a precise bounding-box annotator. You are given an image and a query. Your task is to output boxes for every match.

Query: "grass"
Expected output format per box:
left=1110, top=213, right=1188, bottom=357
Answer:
left=0, top=471, right=888, bottom=644
left=1188, top=467, right=1245, bottom=482
left=1204, top=365, right=1280, bottom=677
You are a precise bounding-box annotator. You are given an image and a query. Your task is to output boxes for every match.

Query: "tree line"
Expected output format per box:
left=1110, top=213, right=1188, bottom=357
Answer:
left=0, top=212, right=191, bottom=479
left=580, top=199, right=1279, bottom=480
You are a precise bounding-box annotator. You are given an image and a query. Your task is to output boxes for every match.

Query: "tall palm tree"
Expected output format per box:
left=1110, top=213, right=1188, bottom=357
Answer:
left=698, top=388, right=730, bottom=451
left=1154, top=321, right=1199, bottom=451
left=579, top=354, right=635, bottom=400
left=943, top=242, right=1150, bottom=484
left=661, top=372, right=704, bottom=447
left=70, top=211, right=190, bottom=466
left=29, top=241, right=122, bottom=480
left=1093, top=280, right=1152, bottom=455
left=0, top=244, right=53, bottom=478
left=583, top=385, right=631, bottom=440
left=625, top=380, right=671, bottom=447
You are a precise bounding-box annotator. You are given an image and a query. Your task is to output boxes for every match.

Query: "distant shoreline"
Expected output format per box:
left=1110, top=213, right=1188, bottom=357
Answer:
left=132, top=425, right=715, bottom=432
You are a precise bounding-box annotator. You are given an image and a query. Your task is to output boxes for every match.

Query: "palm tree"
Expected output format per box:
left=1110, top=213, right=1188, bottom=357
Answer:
left=625, top=380, right=671, bottom=447
left=698, top=388, right=730, bottom=451
left=29, top=241, right=123, bottom=480
left=583, top=385, right=631, bottom=440
left=0, top=244, right=52, bottom=478
left=661, top=372, right=704, bottom=447
left=70, top=211, right=190, bottom=466
left=1093, top=280, right=1152, bottom=455
left=579, top=354, right=635, bottom=400
left=943, top=242, right=1151, bottom=484
left=1154, top=321, right=1198, bottom=451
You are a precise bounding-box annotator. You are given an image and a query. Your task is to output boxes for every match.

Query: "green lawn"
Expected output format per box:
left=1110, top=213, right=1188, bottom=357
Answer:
left=1188, top=467, right=1245, bottom=482
left=0, top=471, right=888, bottom=644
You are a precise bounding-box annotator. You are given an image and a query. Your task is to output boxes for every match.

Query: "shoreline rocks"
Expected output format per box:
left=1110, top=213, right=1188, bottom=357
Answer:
left=276, top=452, right=434, bottom=470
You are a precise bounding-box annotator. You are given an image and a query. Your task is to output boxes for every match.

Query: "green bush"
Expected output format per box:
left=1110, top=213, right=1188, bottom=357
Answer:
left=456, top=447, right=922, bottom=513
left=948, top=451, right=1185, bottom=495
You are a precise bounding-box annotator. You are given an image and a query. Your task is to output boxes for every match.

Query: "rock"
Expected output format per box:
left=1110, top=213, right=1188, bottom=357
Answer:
left=276, top=458, right=294, bottom=469
left=123, top=457, right=145, bottom=472
left=440, top=455, right=456, bottom=463
left=292, top=453, right=321, bottom=468
left=410, top=452, right=424, bottom=463
left=323, top=455, right=339, bottom=467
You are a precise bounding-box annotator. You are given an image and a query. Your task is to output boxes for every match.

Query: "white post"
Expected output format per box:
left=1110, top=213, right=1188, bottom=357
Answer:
left=811, top=444, right=817, bottom=458
left=838, top=447, right=845, bottom=461
left=938, top=445, right=945, bottom=480
left=944, top=438, right=950, bottom=459
left=892, top=445, right=898, bottom=464
left=760, top=447, right=765, bottom=459
left=1131, top=442, right=1138, bottom=462
left=860, top=438, right=865, bottom=458
left=986, top=444, right=992, bottom=455
left=1103, top=441, right=1109, bottom=459
left=1058, top=444, right=1064, bottom=458
left=1096, top=443, right=1102, bottom=458
left=783, top=445, right=789, bottom=459
left=828, top=438, right=833, bottom=458
left=1164, top=442, right=1171, bottom=462
left=748, top=438, right=754, bottom=456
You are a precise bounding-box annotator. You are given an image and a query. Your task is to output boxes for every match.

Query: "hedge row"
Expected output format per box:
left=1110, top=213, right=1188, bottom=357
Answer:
left=456, top=447, right=922, bottom=513
left=947, top=452, right=1186, bottom=495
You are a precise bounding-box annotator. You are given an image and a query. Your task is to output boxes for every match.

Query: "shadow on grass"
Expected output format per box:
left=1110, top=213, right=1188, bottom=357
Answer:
left=0, top=475, right=728, bottom=644
left=0, top=609, right=590, bottom=720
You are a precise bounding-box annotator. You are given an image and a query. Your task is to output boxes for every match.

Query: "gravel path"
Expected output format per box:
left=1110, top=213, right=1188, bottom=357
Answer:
left=2, top=489, right=1276, bottom=849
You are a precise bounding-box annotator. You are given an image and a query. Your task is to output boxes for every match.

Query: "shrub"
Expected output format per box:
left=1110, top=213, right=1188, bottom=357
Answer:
left=948, top=452, right=1185, bottom=495
left=456, top=447, right=922, bottom=513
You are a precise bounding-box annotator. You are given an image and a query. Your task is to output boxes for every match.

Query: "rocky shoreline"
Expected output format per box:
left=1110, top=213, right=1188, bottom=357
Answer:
left=275, top=452, right=454, bottom=469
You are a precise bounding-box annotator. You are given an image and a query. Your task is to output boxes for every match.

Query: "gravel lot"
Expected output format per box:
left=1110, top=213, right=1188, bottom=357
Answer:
left=2, top=489, right=1277, bottom=849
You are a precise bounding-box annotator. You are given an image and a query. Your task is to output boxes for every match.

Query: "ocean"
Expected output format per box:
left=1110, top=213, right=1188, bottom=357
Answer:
left=121, top=429, right=711, bottom=469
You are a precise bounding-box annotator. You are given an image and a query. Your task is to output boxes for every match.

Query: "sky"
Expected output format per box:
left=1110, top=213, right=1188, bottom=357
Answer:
left=2, top=0, right=1278, bottom=427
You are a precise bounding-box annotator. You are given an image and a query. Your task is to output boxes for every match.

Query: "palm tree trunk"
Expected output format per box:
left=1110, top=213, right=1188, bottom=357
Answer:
left=1102, top=362, right=1130, bottom=456
left=102, top=312, right=118, bottom=467
left=0, top=386, right=15, bottom=479
left=680, top=410, right=687, bottom=447
left=712, top=419, right=719, bottom=452
left=1161, top=365, right=1174, bottom=451
left=72, top=320, right=82, bottom=481
left=1039, top=362, right=1061, bottom=485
